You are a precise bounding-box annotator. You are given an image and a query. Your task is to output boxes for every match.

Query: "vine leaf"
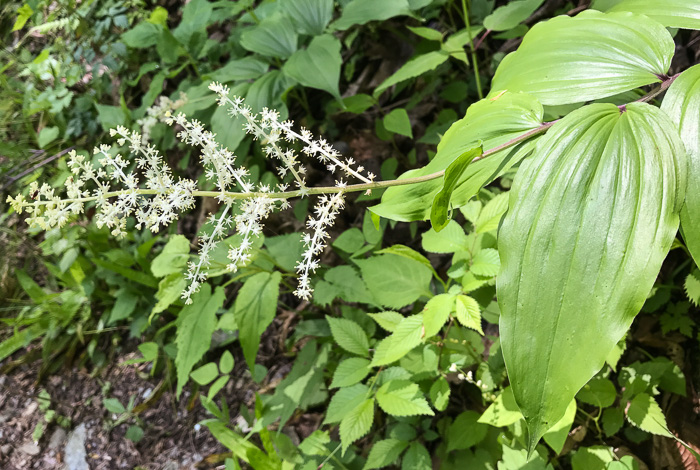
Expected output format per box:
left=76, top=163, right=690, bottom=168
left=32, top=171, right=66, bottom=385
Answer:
left=490, top=10, right=674, bottom=105
left=497, top=103, right=686, bottom=452
left=661, top=64, right=700, bottom=266
left=600, top=0, right=700, bottom=30
left=371, top=91, right=543, bottom=222
left=175, top=284, right=225, bottom=398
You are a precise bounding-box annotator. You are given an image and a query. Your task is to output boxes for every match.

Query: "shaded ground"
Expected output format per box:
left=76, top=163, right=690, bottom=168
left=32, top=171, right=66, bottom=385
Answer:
left=0, top=358, right=225, bottom=469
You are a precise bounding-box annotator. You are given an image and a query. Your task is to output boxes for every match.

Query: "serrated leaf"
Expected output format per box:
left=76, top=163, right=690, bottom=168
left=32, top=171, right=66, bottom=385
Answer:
left=371, top=92, right=543, bottom=222
left=331, top=358, right=372, bottom=388
left=490, top=10, right=674, bottom=105
left=325, top=384, right=369, bottom=424
left=431, top=146, right=483, bottom=231
left=356, top=254, right=433, bottom=309
left=299, top=430, right=331, bottom=456
left=603, top=0, right=700, bottom=29
left=446, top=410, right=488, bottom=451
left=283, top=34, right=342, bottom=100
left=402, top=442, right=431, bottom=470
left=340, top=398, right=375, bottom=454
left=626, top=393, right=673, bottom=437
left=455, top=295, right=483, bottom=334
left=368, top=311, right=405, bottom=332
left=422, top=294, right=455, bottom=338
left=175, top=285, right=225, bottom=398
left=375, top=51, right=449, bottom=96
left=363, top=439, right=408, bottom=470
left=327, top=316, right=370, bottom=357
left=371, top=315, right=424, bottom=366
left=376, top=380, right=434, bottom=417
left=484, top=0, right=544, bottom=31
left=661, top=64, right=700, bottom=266
left=685, top=269, right=700, bottom=306
left=233, top=272, right=282, bottom=370
left=476, top=192, right=509, bottom=233
left=429, top=376, right=451, bottom=412
left=498, top=102, right=686, bottom=451
left=471, top=248, right=500, bottom=277
left=421, top=220, right=469, bottom=253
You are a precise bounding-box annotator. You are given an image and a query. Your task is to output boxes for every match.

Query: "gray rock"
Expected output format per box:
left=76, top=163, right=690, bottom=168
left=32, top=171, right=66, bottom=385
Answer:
left=18, top=441, right=40, bottom=455
left=48, top=427, right=67, bottom=450
left=64, top=424, right=89, bottom=470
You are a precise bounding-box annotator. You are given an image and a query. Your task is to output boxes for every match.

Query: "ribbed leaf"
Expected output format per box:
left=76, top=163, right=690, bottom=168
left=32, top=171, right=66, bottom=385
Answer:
left=661, top=64, right=700, bottom=265
left=498, top=102, right=686, bottom=451
left=371, top=92, right=543, bottom=222
left=490, top=10, right=674, bottom=105
left=602, top=0, right=700, bottom=30
left=340, top=398, right=375, bottom=454
left=326, top=316, right=370, bottom=357
left=376, top=380, right=434, bottom=417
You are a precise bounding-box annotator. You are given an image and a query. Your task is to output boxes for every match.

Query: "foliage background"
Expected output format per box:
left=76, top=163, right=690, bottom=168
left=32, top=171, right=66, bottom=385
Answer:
left=1, top=0, right=700, bottom=469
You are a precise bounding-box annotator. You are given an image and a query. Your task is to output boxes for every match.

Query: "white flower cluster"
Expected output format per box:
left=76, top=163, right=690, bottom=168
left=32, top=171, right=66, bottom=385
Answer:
left=9, top=82, right=374, bottom=304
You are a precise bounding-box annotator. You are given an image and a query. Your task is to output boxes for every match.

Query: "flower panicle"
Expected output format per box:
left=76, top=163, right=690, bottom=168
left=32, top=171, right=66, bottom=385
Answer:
left=10, top=82, right=373, bottom=303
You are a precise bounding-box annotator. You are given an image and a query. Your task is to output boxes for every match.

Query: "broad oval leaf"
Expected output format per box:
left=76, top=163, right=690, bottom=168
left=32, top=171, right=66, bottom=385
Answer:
left=498, top=102, right=686, bottom=451
left=371, top=91, right=543, bottom=222
left=283, top=34, right=343, bottom=100
left=661, top=64, right=700, bottom=266
left=490, top=10, right=674, bottom=105
left=281, top=0, right=333, bottom=35
left=240, top=15, right=298, bottom=59
left=600, top=0, right=700, bottom=30
left=483, top=0, right=545, bottom=32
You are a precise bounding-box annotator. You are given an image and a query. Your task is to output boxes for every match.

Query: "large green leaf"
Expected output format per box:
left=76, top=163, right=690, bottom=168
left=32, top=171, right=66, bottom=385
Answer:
left=175, top=284, right=225, bottom=398
left=333, top=0, right=411, bottom=31
left=233, top=272, right=282, bottom=370
left=371, top=91, right=543, bottom=222
left=283, top=34, right=342, bottom=100
left=483, top=0, right=545, bottom=31
left=240, top=15, right=298, bottom=59
left=600, top=0, right=700, bottom=30
left=281, top=0, right=333, bottom=35
left=498, top=103, right=686, bottom=451
left=356, top=254, right=432, bottom=308
left=490, top=10, right=674, bottom=105
left=374, top=51, right=449, bottom=96
left=661, top=65, right=700, bottom=266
